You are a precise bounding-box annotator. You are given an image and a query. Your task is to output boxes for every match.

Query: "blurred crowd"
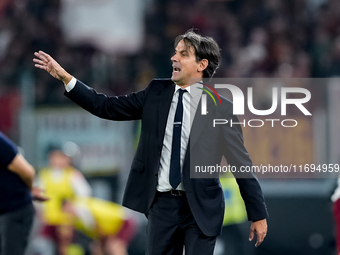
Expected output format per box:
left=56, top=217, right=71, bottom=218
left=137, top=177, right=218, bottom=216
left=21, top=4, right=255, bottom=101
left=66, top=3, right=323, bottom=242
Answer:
left=0, top=0, right=340, bottom=133
left=1, top=0, right=340, bottom=94
left=0, top=1, right=338, bottom=254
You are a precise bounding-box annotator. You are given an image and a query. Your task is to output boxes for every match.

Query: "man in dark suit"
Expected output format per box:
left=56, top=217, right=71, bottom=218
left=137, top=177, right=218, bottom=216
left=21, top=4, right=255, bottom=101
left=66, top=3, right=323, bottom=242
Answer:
left=34, top=30, right=268, bottom=255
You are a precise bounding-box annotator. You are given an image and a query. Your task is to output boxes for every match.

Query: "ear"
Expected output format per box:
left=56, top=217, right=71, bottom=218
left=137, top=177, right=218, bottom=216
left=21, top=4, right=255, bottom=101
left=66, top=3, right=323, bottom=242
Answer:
left=198, top=59, right=208, bottom=73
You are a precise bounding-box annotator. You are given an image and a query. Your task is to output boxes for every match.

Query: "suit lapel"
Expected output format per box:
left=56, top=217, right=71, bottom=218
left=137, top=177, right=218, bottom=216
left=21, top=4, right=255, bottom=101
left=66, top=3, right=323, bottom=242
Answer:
left=158, top=83, right=175, bottom=145
left=189, top=87, right=216, bottom=149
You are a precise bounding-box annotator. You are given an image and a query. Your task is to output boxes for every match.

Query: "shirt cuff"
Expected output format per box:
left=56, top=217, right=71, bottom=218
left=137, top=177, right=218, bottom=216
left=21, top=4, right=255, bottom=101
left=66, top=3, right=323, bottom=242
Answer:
left=65, top=77, right=77, bottom=92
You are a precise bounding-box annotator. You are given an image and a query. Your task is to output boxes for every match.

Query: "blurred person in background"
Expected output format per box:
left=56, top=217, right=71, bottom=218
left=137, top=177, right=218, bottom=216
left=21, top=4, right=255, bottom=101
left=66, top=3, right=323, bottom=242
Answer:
left=218, top=170, right=253, bottom=255
left=33, top=30, right=268, bottom=255
left=38, top=149, right=92, bottom=255
left=63, top=196, right=137, bottom=255
left=0, top=131, right=48, bottom=255
left=332, top=178, right=340, bottom=255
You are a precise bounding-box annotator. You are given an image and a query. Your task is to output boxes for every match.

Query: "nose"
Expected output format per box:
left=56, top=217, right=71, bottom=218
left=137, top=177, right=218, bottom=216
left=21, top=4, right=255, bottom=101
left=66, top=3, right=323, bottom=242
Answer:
left=171, top=53, right=178, bottom=62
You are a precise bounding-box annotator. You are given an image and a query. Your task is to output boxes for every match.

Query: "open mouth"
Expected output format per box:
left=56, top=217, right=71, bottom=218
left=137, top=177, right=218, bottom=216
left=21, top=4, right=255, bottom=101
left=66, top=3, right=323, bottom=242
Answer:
left=173, top=67, right=181, bottom=73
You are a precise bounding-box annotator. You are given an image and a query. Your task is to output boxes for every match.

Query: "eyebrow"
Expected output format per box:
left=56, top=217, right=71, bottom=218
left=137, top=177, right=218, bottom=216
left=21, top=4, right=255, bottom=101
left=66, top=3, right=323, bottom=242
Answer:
left=175, top=49, right=190, bottom=55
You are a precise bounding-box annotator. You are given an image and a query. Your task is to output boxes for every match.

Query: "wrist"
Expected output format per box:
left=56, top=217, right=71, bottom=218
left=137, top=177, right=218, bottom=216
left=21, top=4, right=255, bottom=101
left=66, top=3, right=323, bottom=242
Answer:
left=61, top=73, right=72, bottom=85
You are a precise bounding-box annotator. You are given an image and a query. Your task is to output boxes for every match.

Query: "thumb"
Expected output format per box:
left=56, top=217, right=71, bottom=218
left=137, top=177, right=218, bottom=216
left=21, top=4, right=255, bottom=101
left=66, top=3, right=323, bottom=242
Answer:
left=249, top=228, right=255, bottom=241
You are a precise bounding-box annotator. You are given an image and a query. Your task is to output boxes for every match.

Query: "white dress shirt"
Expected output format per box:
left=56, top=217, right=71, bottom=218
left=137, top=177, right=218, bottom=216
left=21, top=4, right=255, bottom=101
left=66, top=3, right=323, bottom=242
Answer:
left=65, top=78, right=203, bottom=192
left=65, top=77, right=77, bottom=92
left=157, top=83, right=202, bottom=192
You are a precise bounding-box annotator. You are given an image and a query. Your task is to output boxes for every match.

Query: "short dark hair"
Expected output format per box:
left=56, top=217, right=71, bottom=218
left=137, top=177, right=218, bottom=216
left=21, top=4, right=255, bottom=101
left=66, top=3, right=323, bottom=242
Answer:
left=174, top=30, right=221, bottom=78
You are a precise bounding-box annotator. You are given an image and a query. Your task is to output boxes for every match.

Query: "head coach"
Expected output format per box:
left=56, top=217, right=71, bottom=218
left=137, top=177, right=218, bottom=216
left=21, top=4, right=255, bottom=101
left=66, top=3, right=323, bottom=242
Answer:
left=34, top=30, right=268, bottom=255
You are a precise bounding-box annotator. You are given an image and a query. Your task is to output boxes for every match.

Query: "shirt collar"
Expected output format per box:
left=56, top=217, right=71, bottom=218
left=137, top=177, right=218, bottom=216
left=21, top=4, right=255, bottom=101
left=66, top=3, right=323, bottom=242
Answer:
left=174, top=82, right=203, bottom=99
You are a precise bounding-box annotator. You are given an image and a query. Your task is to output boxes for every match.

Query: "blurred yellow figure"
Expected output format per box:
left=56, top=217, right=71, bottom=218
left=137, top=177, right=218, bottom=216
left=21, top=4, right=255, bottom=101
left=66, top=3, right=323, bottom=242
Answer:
left=218, top=172, right=251, bottom=255
left=38, top=150, right=91, bottom=255
left=220, top=173, right=247, bottom=226
left=63, top=197, right=136, bottom=255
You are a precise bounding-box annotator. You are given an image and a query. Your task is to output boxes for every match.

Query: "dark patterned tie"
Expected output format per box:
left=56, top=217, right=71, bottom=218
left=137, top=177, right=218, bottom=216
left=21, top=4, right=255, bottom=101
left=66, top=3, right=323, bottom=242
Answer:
left=169, top=89, right=186, bottom=189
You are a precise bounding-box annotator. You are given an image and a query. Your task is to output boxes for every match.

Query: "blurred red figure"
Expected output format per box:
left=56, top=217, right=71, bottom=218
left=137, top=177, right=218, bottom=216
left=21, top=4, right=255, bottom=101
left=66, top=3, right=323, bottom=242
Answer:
left=332, top=179, right=340, bottom=253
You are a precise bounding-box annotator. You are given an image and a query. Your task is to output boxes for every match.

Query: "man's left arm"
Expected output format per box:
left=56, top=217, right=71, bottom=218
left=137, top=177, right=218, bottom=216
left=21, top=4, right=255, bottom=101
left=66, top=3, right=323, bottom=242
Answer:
left=220, top=107, right=268, bottom=247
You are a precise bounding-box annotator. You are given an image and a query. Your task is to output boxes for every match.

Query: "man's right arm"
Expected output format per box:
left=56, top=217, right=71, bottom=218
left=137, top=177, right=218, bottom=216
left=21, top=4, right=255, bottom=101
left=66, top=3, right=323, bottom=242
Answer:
left=34, top=51, right=149, bottom=121
left=0, top=133, right=49, bottom=201
left=33, top=51, right=72, bottom=85
left=0, top=133, right=34, bottom=190
left=8, top=154, right=35, bottom=190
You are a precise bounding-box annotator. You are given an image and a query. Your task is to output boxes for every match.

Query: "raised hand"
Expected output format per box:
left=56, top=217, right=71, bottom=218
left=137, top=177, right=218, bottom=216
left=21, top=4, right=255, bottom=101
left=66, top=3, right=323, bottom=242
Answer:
left=33, top=51, right=72, bottom=85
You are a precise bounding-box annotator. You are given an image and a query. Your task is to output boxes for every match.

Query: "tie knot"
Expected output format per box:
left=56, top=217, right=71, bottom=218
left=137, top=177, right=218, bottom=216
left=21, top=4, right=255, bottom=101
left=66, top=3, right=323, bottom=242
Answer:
left=178, top=89, right=187, bottom=96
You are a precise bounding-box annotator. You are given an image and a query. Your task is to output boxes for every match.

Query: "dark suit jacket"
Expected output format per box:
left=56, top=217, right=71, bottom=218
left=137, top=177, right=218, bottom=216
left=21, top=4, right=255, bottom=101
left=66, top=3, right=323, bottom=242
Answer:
left=65, top=78, right=268, bottom=237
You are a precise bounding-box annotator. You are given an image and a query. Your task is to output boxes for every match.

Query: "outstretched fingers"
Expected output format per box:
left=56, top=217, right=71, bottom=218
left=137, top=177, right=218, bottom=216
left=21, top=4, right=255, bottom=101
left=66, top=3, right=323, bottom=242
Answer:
left=34, top=63, right=47, bottom=70
left=35, top=51, right=50, bottom=62
left=33, top=51, right=53, bottom=71
left=33, top=50, right=72, bottom=83
left=33, top=58, right=45, bottom=65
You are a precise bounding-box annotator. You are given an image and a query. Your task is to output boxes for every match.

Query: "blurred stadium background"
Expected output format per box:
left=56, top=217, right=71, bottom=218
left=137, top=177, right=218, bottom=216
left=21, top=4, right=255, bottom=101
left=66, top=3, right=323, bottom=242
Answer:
left=1, top=0, right=340, bottom=254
